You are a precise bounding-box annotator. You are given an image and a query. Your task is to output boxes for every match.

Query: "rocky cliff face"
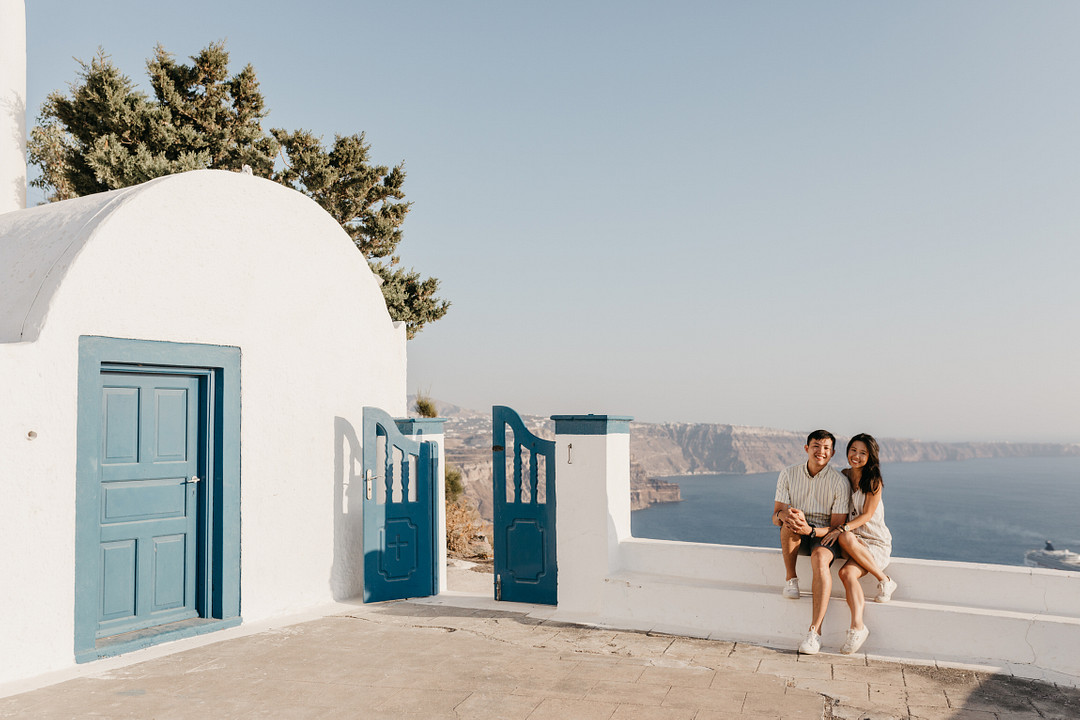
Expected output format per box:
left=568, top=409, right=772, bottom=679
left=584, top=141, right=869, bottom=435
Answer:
left=630, top=423, right=1080, bottom=477
left=427, top=399, right=1079, bottom=519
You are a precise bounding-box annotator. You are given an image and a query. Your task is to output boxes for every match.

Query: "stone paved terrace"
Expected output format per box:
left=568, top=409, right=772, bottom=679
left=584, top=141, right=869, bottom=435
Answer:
left=2, top=563, right=1078, bottom=719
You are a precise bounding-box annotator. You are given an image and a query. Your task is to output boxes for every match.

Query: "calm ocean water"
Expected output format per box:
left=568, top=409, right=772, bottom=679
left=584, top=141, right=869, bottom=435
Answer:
left=630, top=456, right=1080, bottom=567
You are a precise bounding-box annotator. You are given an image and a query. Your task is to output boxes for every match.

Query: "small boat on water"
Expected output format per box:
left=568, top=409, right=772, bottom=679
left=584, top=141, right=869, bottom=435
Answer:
left=1024, top=541, right=1080, bottom=572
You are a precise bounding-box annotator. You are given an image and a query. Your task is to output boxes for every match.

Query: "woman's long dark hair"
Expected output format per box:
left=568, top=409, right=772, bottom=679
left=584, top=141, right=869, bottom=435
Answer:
left=848, top=433, right=883, bottom=495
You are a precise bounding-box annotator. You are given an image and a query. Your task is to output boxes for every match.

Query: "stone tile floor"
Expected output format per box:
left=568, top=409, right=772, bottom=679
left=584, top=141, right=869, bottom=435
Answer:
left=2, top=565, right=1078, bottom=719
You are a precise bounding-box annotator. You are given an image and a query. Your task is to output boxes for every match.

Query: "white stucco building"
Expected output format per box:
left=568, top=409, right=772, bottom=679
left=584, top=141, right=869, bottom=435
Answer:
left=0, top=169, right=410, bottom=685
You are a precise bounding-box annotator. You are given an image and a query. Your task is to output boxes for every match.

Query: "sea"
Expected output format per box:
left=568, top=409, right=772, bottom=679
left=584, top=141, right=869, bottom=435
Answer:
left=630, top=456, right=1080, bottom=567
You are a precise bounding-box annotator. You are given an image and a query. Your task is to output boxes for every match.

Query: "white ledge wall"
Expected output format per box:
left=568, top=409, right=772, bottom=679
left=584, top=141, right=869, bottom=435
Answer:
left=550, top=427, right=1080, bottom=687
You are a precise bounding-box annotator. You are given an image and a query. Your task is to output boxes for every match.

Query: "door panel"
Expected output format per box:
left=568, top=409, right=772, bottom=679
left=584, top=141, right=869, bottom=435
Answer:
left=97, top=373, right=200, bottom=638
left=100, top=541, right=136, bottom=620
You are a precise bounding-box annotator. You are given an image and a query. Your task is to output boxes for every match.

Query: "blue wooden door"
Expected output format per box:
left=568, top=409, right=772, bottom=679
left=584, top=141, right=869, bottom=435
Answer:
left=492, top=406, right=557, bottom=605
left=362, top=407, right=437, bottom=603
left=97, top=371, right=201, bottom=638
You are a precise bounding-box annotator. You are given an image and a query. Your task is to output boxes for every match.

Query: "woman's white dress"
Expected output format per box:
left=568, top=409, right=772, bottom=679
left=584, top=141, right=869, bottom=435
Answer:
left=850, top=487, right=892, bottom=570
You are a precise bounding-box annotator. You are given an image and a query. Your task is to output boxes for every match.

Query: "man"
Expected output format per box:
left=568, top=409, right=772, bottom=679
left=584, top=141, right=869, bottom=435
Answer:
left=772, top=429, right=850, bottom=654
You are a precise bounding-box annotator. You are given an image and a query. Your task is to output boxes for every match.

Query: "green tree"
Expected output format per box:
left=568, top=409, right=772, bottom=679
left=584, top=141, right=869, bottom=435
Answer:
left=27, top=42, right=448, bottom=338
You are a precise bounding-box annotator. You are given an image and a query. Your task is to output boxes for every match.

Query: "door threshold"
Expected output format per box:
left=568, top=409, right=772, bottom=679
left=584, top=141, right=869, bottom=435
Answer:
left=77, top=616, right=242, bottom=663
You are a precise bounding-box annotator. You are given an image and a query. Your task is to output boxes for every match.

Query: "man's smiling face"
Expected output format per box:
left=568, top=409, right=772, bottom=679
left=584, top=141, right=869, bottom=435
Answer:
left=805, top=438, right=834, bottom=473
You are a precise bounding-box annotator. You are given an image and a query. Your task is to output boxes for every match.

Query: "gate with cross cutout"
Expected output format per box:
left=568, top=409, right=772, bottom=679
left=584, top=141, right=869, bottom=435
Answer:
left=362, top=407, right=438, bottom=603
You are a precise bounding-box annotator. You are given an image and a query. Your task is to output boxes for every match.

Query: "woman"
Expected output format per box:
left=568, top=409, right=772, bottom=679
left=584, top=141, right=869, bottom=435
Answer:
left=822, top=433, right=897, bottom=655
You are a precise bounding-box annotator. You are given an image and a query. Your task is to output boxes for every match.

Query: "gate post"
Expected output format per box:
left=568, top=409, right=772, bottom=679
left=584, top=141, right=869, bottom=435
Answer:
left=551, top=414, right=632, bottom=618
left=396, top=417, right=448, bottom=593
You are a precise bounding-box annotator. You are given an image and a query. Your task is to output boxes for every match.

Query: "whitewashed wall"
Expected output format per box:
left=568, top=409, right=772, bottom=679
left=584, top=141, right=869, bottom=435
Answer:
left=551, top=426, right=1080, bottom=688
left=0, top=170, right=407, bottom=686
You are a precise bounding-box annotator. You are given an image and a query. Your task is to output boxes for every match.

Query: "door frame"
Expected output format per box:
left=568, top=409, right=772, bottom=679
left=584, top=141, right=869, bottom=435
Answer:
left=74, top=336, right=242, bottom=662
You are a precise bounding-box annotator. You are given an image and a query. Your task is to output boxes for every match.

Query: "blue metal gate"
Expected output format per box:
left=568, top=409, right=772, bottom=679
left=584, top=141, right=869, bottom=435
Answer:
left=492, top=406, right=557, bottom=605
left=362, top=407, right=438, bottom=603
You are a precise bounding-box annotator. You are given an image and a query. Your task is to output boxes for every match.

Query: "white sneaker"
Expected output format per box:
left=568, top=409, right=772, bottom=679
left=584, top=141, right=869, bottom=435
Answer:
left=782, top=578, right=800, bottom=599
left=876, top=577, right=897, bottom=603
left=798, top=627, right=821, bottom=655
left=841, top=626, right=869, bottom=654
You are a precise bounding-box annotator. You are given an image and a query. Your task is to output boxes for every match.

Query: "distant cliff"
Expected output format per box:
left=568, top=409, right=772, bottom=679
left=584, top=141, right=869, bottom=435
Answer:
left=427, top=398, right=1079, bottom=518
left=630, top=423, right=1080, bottom=477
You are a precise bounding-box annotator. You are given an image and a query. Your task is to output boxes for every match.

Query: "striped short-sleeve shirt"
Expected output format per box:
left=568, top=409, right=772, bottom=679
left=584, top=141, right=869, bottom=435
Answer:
left=774, top=462, right=850, bottom=527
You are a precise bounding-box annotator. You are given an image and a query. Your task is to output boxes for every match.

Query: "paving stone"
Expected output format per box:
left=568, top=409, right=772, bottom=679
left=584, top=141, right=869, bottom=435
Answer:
left=832, top=663, right=904, bottom=686
left=741, top=687, right=823, bottom=719
left=0, top=693, right=44, bottom=716
left=526, top=697, right=620, bottom=720
left=451, top=691, right=543, bottom=719
left=244, top=679, right=392, bottom=709
left=703, top=655, right=764, bottom=673
left=662, top=637, right=736, bottom=665
left=1029, top=688, right=1080, bottom=719
left=903, top=688, right=949, bottom=707
left=636, top=665, right=715, bottom=688
left=758, top=657, right=832, bottom=680
left=790, top=677, right=868, bottom=703
left=830, top=702, right=906, bottom=720
left=510, top=674, right=597, bottom=699
left=947, top=686, right=1039, bottom=715
left=693, top=710, right=770, bottom=720
left=569, top=660, right=647, bottom=683
left=660, top=685, right=746, bottom=710
left=716, top=672, right=790, bottom=694
left=609, top=703, right=697, bottom=720
left=372, top=687, right=472, bottom=714
left=866, top=683, right=906, bottom=707
left=902, top=664, right=982, bottom=692
left=585, top=680, right=670, bottom=706
left=604, top=632, right=679, bottom=658
left=907, top=707, right=997, bottom=720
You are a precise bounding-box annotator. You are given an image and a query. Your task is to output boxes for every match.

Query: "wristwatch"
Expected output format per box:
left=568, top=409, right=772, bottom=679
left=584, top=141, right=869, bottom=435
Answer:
left=805, top=522, right=816, bottom=537
left=841, top=523, right=850, bottom=533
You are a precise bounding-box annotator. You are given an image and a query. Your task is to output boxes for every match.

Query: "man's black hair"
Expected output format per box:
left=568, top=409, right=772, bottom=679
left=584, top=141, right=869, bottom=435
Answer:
left=806, top=429, right=836, bottom=447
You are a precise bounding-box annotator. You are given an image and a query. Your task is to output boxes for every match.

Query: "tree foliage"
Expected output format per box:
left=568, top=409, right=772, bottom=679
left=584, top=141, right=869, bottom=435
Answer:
left=28, top=42, right=448, bottom=338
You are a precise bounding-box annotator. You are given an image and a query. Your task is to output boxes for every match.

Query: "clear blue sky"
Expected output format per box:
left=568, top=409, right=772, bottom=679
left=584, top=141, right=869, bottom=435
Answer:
left=24, top=1, right=1080, bottom=442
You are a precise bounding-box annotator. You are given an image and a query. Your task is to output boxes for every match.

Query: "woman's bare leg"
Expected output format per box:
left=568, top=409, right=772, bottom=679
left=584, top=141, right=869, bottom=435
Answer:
left=838, top=560, right=868, bottom=630
left=838, top=532, right=888, bottom=583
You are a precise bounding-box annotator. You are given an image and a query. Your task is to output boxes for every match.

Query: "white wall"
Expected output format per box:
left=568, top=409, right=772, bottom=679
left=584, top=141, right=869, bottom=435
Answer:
left=551, top=427, right=1080, bottom=687
left=0, top=170, right=407, bottom=685
left=0, top=0, right=26, bottom=214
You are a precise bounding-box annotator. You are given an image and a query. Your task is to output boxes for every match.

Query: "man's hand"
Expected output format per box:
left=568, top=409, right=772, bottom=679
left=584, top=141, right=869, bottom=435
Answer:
left=781, top=508, right=811, bottom=536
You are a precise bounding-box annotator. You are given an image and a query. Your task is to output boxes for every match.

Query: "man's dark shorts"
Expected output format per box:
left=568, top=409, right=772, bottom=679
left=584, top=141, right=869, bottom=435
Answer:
left=798, top=532, right=839, bottom=562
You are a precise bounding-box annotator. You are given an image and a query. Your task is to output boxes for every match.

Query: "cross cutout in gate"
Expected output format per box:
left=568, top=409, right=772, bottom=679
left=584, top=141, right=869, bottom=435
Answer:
left=387, top=533, right=409, bottom=561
